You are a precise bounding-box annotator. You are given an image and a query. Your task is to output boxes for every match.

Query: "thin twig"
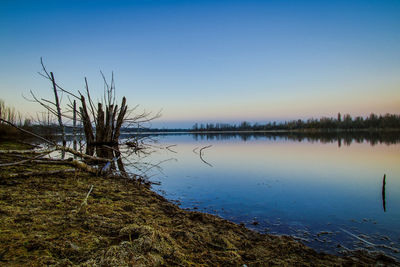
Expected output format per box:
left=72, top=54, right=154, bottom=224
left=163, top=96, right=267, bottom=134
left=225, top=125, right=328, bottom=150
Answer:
left=76, top=185, right=94, bottom=213
left=339, top=228, right=376, bottom=247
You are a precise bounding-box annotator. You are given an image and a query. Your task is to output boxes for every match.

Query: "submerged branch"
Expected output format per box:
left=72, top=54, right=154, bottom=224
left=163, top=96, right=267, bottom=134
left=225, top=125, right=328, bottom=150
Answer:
left=199, top=145, right=213, bottom=167
left=166, top=144, right=177, bottom=153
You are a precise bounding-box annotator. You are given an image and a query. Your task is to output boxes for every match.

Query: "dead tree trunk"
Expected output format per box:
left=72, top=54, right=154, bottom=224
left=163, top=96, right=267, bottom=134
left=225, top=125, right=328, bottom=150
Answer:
left=78, top=91, right=128, bottom=175
left=73, top=100, right=77, bottom=153
left=80, top=95, right=95, bottom=155
left=96, top=103, right=105, bottom=157
left=50, top=72, right=66, bottom=148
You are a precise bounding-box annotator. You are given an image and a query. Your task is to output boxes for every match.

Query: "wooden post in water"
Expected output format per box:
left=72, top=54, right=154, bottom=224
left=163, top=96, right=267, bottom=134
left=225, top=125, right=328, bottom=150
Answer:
left=382, top=174, right=386, bottom=212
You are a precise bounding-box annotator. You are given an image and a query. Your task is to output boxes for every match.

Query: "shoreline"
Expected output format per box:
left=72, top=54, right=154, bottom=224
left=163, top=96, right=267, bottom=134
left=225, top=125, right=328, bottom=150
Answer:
left=0, top=140, right=398, bottom=266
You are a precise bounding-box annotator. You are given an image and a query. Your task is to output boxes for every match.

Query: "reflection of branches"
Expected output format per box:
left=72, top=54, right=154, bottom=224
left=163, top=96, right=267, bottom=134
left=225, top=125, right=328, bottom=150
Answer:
left=165, top=144, right=177, bottom=153
left=199, top=145, right=213, bottom=167
left=122, top=157, right=177, bottom=179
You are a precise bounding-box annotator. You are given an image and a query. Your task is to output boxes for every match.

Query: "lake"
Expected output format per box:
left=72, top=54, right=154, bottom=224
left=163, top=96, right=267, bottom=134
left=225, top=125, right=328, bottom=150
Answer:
left=131, top=132, right=400, bottom=259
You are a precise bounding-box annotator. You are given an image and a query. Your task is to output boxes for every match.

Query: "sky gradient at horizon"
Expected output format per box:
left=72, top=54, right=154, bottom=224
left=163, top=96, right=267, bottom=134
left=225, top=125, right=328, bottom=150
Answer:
left=1, top=0, right=399, bottom=128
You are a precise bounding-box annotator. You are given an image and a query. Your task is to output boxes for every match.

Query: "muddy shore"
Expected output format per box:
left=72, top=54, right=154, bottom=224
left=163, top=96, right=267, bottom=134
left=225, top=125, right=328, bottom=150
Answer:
left=0, top=140, right=398, bottom=266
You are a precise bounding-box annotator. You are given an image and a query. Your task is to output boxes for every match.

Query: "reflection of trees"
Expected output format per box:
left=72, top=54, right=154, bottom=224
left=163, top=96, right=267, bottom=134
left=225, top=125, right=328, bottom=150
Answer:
left=186, top=131, right=400, bottom=146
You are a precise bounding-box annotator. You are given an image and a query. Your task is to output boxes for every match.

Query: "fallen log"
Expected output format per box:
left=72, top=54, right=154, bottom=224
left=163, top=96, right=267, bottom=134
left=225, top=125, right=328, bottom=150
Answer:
left=0, top=158, right=98, bottom=178
left=24, top=158, right=98, bottom=175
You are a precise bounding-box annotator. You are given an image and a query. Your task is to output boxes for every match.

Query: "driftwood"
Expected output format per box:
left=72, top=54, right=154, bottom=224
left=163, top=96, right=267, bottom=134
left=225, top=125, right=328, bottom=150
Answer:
left=28, top=158, right=100, bottom=171
left=76, top=184, right=94, bottom=214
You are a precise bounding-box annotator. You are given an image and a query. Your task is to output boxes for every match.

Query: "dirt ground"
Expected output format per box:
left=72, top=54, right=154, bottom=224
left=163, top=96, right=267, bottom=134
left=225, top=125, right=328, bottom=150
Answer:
left=0, top=140, right=398, bottom=266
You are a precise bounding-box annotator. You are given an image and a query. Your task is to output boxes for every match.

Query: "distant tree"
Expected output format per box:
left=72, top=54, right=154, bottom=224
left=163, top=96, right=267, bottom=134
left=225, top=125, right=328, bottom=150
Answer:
left=343, top=114, right=352, bottom=129
left=240, top=121, right=251, bottom=130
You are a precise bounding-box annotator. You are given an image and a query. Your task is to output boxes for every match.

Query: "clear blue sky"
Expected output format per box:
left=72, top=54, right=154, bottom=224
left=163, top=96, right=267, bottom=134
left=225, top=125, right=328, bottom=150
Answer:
left=1, top=0, right=399, bottom=128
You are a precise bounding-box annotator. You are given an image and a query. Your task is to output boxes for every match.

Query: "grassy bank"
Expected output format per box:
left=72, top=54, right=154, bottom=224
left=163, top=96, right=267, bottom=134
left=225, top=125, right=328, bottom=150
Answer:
left=0, top=141, right=397, bottom=266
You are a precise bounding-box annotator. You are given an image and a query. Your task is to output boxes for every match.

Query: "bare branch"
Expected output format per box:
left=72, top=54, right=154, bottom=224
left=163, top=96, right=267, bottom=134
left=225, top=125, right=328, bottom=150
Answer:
left=39, top=58, right=80, bottom=99
left=85, top=77, right=97, bottom=126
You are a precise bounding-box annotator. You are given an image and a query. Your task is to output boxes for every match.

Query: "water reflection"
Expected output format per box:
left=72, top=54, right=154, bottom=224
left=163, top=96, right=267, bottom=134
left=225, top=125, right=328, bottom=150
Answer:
left=188, top=131, right=400, bottom=146
left=140, top=130, right=400, bottom=146
left=141, top=133, right=400, bottom=259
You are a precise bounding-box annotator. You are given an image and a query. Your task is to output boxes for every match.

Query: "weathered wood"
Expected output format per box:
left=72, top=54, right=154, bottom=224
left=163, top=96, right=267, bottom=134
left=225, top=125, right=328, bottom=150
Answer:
left=50, top=72, right=66, bottom=147
left=80, top=95, right=95, bottom=155
left=85, top=77, right=97, bottom=126
left=73, top=100, right=77, bottom=152
left=96, top=103, right=105, bottom=157
left=104, top=104, right=113, bottom=143
left=58, top=145, right=110, bottom=163
left=115, top=146, right=128, bottom=177
left=111, top=104, right=118, bottom=136
left=113, top=97, right=127, bottom=142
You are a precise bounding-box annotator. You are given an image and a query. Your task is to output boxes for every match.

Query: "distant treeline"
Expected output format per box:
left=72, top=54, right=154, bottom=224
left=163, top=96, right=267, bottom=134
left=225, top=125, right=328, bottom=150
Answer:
left=190, top=113, right=400, bottom=132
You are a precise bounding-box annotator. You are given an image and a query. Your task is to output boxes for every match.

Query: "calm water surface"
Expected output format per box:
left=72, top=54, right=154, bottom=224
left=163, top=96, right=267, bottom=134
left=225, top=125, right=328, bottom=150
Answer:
left=134, top=134, right=400, bottom=258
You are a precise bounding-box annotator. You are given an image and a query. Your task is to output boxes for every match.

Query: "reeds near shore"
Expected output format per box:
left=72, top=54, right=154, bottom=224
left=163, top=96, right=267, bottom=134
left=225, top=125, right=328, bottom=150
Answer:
left=0, top=99, right=32, bottom=137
